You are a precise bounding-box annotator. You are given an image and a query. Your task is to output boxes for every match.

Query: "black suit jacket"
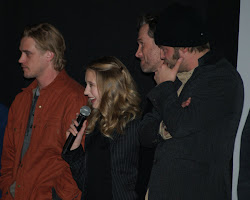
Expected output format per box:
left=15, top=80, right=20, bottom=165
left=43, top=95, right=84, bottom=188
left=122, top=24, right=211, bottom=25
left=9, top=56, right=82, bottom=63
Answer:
left=63, top=119, right=140, bottom=200
left=138, top=51, right=244, bottom=200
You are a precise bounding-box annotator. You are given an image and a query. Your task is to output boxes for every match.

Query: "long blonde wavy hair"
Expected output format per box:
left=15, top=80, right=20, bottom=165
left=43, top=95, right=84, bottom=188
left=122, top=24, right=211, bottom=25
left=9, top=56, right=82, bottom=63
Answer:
left=85, top=56, right=141, bottom=137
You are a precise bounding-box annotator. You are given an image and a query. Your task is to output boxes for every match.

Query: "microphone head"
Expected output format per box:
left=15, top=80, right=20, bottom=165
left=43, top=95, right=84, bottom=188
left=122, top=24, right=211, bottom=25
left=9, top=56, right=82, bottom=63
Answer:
left=80, top=106, right=91, bottom=116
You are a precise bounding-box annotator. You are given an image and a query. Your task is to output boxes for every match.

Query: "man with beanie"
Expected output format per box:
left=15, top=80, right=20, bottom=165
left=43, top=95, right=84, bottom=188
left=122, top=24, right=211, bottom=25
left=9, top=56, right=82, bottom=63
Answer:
left=138, top=3, right=244, bottom=200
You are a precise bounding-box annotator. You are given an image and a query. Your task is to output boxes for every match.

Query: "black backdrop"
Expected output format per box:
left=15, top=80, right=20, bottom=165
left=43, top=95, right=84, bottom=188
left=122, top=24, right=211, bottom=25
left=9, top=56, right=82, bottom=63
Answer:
left=0, top=0, right=240, bottom=108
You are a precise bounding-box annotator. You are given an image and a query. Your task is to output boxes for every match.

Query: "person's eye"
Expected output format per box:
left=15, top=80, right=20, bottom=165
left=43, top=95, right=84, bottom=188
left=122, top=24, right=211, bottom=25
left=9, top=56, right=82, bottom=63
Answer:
left=26, top=51, right=31, bottom=55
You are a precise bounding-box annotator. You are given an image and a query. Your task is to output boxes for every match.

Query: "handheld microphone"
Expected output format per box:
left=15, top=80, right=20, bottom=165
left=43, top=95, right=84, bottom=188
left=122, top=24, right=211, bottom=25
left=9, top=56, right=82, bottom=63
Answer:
left=62, top=106, right=91, bottom=154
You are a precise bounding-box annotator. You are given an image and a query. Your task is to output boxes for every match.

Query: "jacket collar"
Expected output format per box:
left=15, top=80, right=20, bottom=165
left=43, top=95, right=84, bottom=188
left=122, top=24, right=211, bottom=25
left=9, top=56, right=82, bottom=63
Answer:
left=22, top=69, right=68, bottom=94
left=198, top=50, right=223, bottom=67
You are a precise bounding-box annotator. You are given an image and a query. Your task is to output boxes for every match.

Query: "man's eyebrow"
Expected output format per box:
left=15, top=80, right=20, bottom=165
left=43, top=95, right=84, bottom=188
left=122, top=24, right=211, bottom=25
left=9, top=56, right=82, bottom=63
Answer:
left=21, top=50, right=32, bottom=54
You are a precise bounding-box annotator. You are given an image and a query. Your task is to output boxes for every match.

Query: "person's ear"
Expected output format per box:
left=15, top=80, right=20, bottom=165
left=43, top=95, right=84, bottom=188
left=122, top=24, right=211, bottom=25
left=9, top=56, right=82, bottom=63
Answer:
left=180, top=47, right=188, bottom=53
left=179, top=47, right=188, bottom=57
left=160, top=48, right=165, bottom=60
left=45, top=51, right=54, bottom=62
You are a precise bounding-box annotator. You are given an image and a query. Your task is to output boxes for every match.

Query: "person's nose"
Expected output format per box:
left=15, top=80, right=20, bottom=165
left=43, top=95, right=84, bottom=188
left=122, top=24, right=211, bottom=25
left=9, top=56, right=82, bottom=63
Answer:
left=18, top=53, right=25, bottom=64
left=84, top=85, right=90, bottom=96
left=135, top=46, right=142, bottom=58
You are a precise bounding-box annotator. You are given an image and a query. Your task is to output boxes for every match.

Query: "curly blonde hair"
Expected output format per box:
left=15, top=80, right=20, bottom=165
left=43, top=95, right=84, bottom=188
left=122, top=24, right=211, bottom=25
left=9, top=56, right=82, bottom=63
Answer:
left=85, top=56, right=141, bottom=137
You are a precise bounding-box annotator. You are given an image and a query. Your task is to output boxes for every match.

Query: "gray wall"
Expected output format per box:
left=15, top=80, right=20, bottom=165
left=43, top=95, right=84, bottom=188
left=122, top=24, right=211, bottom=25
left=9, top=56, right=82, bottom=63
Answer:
left=232, top=0, right=250, bottom=199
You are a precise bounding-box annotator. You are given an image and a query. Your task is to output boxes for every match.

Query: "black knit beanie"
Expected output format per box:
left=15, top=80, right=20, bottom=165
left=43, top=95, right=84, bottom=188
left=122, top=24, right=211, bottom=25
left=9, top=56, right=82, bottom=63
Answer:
left=154, top=3, right=209, bottom=47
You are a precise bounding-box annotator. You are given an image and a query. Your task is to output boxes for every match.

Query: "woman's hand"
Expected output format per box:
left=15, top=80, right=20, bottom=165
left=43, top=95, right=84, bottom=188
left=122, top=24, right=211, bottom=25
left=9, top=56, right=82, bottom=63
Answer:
left=66, top=114, right=87, bottom=151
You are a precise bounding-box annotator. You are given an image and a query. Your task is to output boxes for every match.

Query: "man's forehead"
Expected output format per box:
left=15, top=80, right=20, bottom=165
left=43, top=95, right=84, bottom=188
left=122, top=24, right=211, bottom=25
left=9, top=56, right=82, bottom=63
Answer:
left=138, top=25, right=151, bottom=40
left=20, top=37, right=33, bottom=45
left=139, top=24, right=149, bottom=33
left=20, top=37, right=38, bottom=49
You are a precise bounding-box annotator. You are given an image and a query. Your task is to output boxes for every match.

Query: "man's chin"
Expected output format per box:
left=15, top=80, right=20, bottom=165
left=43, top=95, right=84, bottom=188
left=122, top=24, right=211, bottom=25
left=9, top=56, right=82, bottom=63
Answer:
left=141, top=69, right=150, bottom=73
left=141, top=65, right=152, bottom=73
left=164, top=61, right=175, bottom=69
left=23, top=73, right=35, bottom=79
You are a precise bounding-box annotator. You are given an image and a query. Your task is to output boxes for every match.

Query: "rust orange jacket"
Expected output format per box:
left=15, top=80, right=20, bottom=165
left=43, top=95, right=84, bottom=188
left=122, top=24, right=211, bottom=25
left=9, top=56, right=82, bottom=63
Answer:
left=0, top=70, right=87, bottom=199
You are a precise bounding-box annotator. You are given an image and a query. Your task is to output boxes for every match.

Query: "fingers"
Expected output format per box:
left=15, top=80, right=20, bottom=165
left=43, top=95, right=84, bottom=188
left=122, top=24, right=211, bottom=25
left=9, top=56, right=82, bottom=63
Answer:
left=157, top=63, right=168, bottom=72
left=66, top=119, right=80, bottom=139
left=173, top=57, right=183, bottom=73
left=181, top=97, right=191, bottom=108
left=181, top=102, right=187, bottom=108
left=66, top=130, right=70, bottom=138
left=77, top=120, right=87, bottom=138
left=66, top=127, right=77, bottom=139
left=69, top=120, right=88, bottom=151
left=72, top=117, right=79, bottom=126
left=154, top=58, right=183, bottom=84
left=75, top=112, right=79, bottom=119
left=70, top=120, right=78, bottom=133
left=154, top=64, right=169, bottom=84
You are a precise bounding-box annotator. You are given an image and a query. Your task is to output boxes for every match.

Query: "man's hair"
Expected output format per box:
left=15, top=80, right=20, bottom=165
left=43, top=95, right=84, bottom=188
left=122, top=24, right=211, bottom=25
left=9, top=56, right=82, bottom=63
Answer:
left=22, top=23, right=66, bottom=71
left=137, top=14, right=158, bottom=38
left=188, top=43, right=210, bottom=53
left=85, top=56, right=141, bottom=137
left=174, top=42, right=210, bottom=53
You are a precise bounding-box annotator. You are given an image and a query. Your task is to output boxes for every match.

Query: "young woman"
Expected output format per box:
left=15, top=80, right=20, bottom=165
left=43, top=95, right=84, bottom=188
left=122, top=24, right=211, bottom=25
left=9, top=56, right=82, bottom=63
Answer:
left=62, top=56, right=141, bottom=200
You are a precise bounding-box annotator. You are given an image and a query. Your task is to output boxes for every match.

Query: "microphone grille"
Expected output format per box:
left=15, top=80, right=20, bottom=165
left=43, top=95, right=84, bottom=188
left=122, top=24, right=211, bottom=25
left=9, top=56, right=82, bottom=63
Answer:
left=80, top=106, right=91, bottom=116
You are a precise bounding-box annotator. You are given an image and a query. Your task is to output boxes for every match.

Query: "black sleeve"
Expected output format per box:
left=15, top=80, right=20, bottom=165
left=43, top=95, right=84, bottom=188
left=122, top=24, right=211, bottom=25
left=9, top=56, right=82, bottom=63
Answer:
left=138, top=107, right=162, bottom=148
left=62, top=145, right=86, bottom=191
left=138, top=78, right=182, bottom=147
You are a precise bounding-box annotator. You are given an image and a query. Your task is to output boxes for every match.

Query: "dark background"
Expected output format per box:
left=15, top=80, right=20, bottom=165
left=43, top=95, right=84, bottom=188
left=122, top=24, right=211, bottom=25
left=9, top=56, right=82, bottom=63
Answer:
left=0, top=0, right=240, bottom=108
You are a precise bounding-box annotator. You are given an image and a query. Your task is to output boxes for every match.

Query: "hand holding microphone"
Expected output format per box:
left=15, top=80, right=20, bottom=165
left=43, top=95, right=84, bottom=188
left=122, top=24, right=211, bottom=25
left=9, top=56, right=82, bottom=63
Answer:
left=62, top=106, right=91, bottom=154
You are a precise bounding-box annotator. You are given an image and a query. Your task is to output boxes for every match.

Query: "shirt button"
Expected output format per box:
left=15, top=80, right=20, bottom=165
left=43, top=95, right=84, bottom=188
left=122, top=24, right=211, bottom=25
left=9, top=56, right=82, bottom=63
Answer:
left=39, top=105, right=42, bottom=108
left=153, top=159, right=157, bottom=164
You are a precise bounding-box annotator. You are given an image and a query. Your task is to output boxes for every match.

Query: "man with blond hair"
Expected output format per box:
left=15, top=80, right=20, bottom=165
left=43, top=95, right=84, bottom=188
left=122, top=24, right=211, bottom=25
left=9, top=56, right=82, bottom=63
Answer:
left=0, top=23, right=87, bottom=199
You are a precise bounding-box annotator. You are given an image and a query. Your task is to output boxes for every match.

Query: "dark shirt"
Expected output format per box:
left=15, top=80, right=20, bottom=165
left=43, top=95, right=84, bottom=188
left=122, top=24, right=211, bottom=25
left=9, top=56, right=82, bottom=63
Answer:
left=63, top=119, right=140, bottom=200
left=85, top=128, right=112, bottom=199
left=21, top=87, right=39, bottom=160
